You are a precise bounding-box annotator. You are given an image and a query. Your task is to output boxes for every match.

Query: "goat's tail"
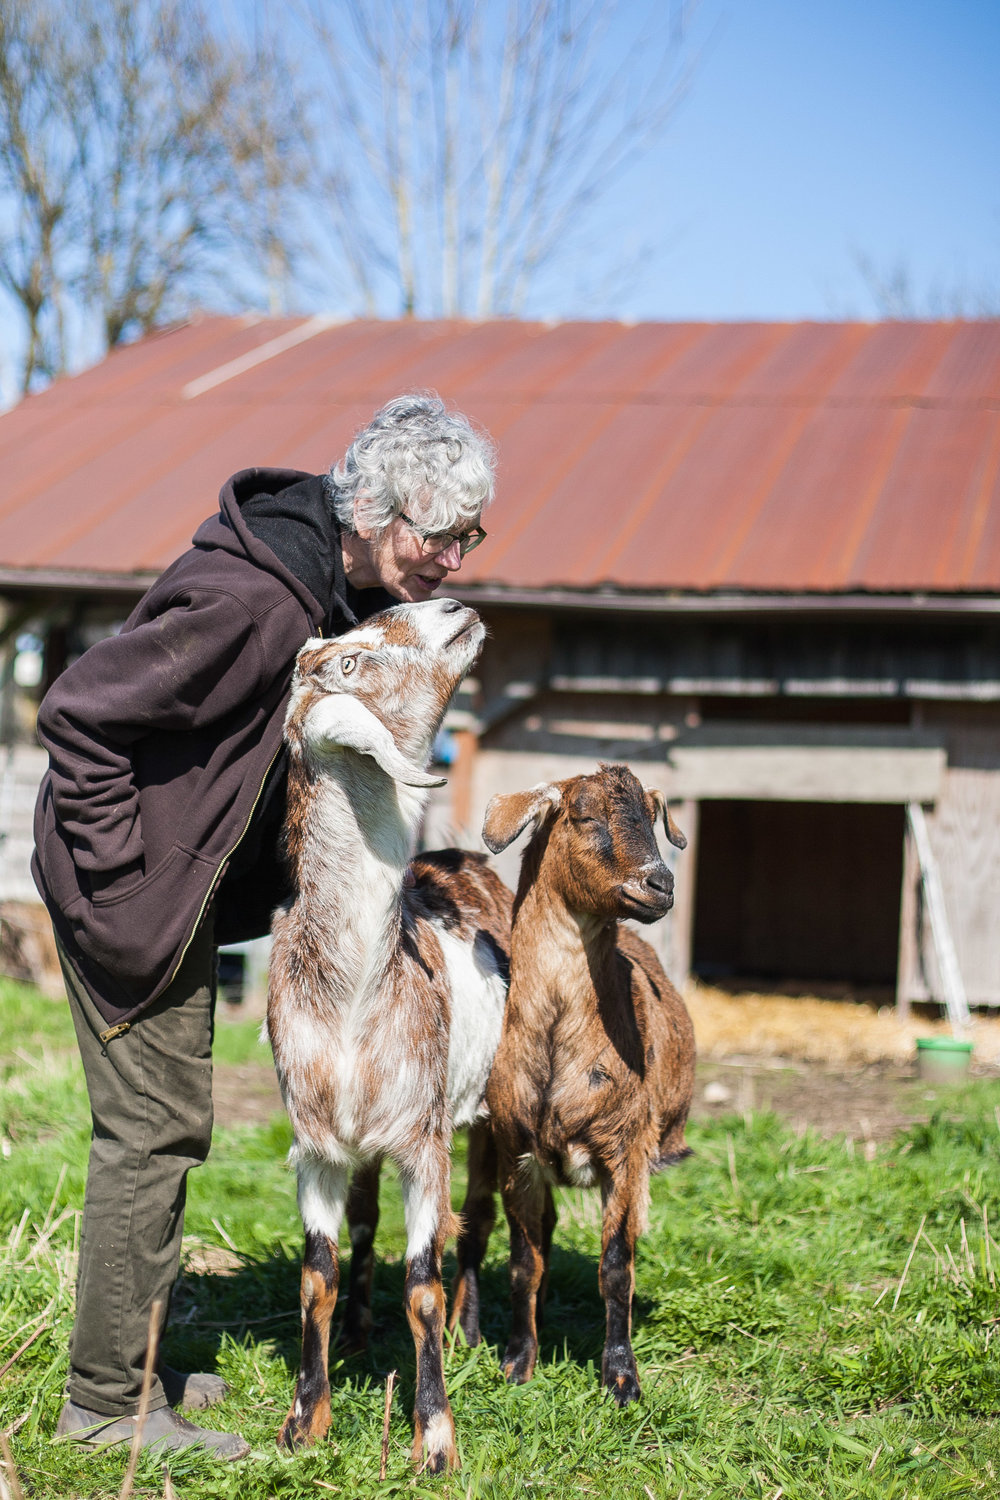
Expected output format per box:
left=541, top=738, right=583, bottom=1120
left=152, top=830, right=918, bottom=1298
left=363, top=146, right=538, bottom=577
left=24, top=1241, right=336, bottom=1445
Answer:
left=650, top=1145, right=694, bottom=1174
left=445, top=1207, right=463, bottom=1243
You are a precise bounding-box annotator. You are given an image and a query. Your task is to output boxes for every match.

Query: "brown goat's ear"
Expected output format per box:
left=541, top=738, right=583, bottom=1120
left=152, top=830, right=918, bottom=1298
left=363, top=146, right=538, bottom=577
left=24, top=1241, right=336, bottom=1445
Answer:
left=482, top=784, right=560, bottom=854
left=647, top=788, right=687, bottom=850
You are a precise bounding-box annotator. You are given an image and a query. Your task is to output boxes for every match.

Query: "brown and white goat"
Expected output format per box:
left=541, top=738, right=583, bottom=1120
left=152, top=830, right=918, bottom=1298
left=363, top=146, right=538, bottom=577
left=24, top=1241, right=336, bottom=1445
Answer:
left=267, top=598, right=511, bottom=1472
left=482, top=764, right=695, bottom=1406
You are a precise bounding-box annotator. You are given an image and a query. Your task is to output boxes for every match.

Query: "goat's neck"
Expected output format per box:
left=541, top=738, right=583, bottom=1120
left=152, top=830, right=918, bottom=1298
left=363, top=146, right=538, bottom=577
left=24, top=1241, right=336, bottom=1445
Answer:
left=510, top=882, right=645, bottom=1072
left=510, top=879, right=618, bottom=1001
left=291, top=751, right=426, bottom=997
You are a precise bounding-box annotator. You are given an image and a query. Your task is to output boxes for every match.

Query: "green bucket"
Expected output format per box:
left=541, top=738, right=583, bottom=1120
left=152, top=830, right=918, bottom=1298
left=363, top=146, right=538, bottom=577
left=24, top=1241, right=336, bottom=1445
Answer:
left=916, top=1036, right=973, bottom=1084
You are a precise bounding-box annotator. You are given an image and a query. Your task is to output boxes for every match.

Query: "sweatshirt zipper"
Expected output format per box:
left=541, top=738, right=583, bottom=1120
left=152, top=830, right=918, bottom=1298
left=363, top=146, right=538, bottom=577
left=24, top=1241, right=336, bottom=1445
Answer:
left=176, top=741, right=286, bottom=978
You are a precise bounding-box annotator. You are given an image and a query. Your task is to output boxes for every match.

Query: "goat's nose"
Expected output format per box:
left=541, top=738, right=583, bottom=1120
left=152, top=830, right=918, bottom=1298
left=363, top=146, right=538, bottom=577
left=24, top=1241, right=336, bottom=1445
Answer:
left=643, top=865, right=673, bottom=897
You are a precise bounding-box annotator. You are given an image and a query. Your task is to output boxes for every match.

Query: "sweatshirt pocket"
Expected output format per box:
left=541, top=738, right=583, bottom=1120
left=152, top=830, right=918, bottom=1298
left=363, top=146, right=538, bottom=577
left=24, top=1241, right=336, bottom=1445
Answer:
left=73, top=845, right=218, bottom=988
left=89, top=858, right=145, bottom=905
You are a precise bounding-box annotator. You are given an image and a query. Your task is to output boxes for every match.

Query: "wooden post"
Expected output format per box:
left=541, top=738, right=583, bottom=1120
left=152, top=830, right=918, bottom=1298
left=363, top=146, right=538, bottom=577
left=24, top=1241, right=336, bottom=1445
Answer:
left=906, top=802, right=971, bottom=1032
left=895, top=815, right=919, bottom=1022
left=668, top=798, right=699, bottom=989
left=450, top=728, right=478, bottom=842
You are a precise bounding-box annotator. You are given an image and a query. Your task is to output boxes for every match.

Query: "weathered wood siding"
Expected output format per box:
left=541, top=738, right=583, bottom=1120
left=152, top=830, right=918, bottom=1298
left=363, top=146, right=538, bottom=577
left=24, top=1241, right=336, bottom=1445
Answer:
left=898, top=704, right=1000, bottom=1008
left=0, top=744, right=45, bottom=903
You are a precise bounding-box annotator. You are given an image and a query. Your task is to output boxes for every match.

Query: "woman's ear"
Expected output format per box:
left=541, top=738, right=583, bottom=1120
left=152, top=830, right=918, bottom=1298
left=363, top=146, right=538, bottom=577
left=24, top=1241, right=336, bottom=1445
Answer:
left=352, top=492, right=374, bottom=541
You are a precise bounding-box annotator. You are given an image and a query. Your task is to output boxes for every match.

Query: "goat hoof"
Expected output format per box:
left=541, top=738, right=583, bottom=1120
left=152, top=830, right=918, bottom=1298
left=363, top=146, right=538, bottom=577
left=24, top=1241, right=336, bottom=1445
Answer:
left=604, top=1369, right=641, bottom=1406
left=455, top=1315, right=482, bottom=1347
left=501, top=1344, right=535, bottom=1385
left=413, top=1417, right=459, bottom=1473
left=278, top=1419, right=307, bottom=1451
left=278, top=1410, right=328, bottom=1450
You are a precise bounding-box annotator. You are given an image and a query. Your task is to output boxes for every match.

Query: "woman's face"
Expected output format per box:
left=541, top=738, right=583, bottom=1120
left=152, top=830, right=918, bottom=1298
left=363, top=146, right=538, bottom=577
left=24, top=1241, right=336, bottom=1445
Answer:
left=356, top=507, right=471, bottom=603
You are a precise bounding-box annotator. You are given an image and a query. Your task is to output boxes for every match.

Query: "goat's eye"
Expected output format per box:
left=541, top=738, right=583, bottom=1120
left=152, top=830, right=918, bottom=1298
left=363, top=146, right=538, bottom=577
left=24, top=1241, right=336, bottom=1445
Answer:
left=341, top=656, right=357, bottom=676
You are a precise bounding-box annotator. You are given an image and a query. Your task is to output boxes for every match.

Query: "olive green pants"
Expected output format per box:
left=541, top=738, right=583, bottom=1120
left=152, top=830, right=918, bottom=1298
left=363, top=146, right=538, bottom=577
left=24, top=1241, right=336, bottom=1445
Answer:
left=59, top=921, right=216, bottom=1416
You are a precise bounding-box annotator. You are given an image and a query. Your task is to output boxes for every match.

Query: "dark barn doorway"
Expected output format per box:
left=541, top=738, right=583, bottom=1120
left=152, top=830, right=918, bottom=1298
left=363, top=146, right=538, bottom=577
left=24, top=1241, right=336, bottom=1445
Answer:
left=691, top=800, right=906, bottom=991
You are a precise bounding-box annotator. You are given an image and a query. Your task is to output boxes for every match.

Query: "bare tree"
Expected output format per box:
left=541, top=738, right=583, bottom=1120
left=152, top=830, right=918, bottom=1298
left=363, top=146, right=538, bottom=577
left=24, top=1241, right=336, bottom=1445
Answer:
left=305, top=0, right=695, bottom=319
left=0, top=0, right=310, bottom=393
left=75, top=0, right=313, bottom=347
left=853, top=250, right=1000, bottom=320
left=0, top=5, right=85, bottom=389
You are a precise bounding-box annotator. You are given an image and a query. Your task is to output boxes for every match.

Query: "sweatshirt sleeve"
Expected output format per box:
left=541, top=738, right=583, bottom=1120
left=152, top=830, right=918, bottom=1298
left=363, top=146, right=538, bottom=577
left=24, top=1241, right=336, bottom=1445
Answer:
left=36, top=587, right=268, bottom=875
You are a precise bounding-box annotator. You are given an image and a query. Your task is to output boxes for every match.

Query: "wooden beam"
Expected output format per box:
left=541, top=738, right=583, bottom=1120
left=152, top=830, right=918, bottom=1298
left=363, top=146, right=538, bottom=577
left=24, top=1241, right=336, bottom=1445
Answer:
left=667, top=799, right=699, bottom=989
left=450, top=729, right=478, bottom=840
left=665, top=727, right=946, bottom=804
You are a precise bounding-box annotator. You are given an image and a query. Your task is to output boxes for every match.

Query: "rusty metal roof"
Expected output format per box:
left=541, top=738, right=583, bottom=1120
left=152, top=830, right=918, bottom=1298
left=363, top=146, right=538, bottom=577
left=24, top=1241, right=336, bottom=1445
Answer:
left=1, top=315, right=998, bottom=597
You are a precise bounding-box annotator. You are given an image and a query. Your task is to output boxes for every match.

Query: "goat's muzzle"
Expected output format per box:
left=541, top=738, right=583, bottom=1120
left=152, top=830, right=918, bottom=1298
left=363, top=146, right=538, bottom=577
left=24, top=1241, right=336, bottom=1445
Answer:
left=443, top=602, right=483, bottom=648
left=619, top=866, right=674, bottom=922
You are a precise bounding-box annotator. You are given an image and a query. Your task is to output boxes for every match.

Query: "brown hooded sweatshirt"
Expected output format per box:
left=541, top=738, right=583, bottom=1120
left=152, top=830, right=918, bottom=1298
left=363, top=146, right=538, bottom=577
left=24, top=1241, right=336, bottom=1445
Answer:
left=32, top=467, right=391, bottom=1031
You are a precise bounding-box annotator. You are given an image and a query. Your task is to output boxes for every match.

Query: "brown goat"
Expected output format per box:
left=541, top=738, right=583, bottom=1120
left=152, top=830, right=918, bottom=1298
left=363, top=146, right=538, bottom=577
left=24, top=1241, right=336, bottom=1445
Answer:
left=482, top=764, right=695, bottom=1405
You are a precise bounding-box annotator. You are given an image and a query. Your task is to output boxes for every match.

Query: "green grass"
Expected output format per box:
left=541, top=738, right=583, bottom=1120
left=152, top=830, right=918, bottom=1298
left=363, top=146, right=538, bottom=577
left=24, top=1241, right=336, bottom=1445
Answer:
left=3, top=976, right=1000, bottom=1498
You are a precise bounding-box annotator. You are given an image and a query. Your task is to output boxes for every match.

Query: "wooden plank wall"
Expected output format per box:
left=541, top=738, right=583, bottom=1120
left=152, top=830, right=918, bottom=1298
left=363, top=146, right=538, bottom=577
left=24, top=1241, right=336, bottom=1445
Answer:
left=0, top=744, right=46, bottom=903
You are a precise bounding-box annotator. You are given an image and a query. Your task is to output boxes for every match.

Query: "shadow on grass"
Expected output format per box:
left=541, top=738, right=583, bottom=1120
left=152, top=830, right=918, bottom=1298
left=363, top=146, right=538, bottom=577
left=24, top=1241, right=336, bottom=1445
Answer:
left=166, top=1247, right=304, bottom=1374
left=164, top=1236, right=633, bottom=1408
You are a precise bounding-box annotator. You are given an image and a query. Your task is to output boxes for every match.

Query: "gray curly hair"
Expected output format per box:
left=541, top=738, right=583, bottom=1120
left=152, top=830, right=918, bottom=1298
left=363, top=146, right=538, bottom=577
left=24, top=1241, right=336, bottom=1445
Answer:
left=325, top=392, right=497, bottom=537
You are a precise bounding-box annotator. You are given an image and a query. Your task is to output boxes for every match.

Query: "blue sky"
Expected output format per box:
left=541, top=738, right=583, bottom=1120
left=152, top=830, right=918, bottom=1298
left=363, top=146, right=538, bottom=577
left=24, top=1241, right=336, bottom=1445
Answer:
left=576, top=0, right=1000, bottom=321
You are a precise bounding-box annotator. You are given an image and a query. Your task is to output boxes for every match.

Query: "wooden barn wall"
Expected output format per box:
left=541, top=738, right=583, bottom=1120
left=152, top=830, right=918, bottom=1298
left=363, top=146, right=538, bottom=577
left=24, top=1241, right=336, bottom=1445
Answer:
left=0, top=744, right=46, bottom=903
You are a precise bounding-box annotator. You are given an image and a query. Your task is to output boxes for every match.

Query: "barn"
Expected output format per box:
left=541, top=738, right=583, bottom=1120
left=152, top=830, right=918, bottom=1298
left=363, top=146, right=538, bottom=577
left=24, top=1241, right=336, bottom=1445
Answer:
left=1, top=316, right=997, bottom=1015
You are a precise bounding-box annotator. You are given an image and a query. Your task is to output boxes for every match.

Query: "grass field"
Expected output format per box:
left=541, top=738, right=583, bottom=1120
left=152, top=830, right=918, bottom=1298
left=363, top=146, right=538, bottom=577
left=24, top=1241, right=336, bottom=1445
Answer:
left=2, top=976, right=1000, bottom=1499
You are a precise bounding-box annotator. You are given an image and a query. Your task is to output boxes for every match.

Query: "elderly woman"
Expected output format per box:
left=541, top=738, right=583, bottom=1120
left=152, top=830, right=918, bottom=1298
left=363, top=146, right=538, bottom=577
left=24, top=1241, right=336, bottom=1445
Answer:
left=33, top=393, right=495, bottom=1460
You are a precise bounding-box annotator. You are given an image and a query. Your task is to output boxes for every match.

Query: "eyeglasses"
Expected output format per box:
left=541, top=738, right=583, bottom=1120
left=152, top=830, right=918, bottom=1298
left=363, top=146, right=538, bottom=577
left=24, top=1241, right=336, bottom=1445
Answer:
left=398, top=512, right=487, bottom=557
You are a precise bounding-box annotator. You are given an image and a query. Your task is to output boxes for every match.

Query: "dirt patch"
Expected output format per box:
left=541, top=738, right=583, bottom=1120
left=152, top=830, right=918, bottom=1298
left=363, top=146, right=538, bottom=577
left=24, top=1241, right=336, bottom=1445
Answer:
left=686, top=982, right=1000, bottom=1141
left=212, top=1059, right=283, bottom=1128
left=690, top=1059, right=930, bottom=1143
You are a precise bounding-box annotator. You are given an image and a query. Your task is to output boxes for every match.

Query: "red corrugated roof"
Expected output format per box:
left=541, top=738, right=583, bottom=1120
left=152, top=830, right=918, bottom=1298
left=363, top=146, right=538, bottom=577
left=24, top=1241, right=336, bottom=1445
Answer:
left=1, top=315, right=998, bottom=594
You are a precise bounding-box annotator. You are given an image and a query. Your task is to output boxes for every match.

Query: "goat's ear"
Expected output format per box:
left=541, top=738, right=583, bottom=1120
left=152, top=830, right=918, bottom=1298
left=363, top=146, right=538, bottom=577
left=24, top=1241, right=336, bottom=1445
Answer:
left=305, top=695, right=446, bottom=788
left=291, top=639, right=332, bottom=689
left=647, top=788, right=687, bottom=850
left=482, top=784, right=560, bottom=854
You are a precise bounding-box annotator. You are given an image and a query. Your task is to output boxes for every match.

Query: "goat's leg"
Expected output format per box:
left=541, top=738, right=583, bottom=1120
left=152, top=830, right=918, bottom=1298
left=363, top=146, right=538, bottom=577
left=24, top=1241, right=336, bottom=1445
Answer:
left=278, top=1157, right=348, bottom=1449
left=402, top=1158, right=459, bottom=1473
left=342, top=1158, right=381, bottom=1352
left=498, top=1147, right=548, bottom=1385
left=536, top=1182, right=557, bottom=1330
left=449, top=1120, right=496, bottom=1346
left=598, top=1176, right=644, bottom=1406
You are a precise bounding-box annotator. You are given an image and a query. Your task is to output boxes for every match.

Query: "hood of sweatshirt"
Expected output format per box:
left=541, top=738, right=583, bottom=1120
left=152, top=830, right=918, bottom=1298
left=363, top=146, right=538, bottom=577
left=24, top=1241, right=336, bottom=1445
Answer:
left=194, top=467, right=394, bottom=635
